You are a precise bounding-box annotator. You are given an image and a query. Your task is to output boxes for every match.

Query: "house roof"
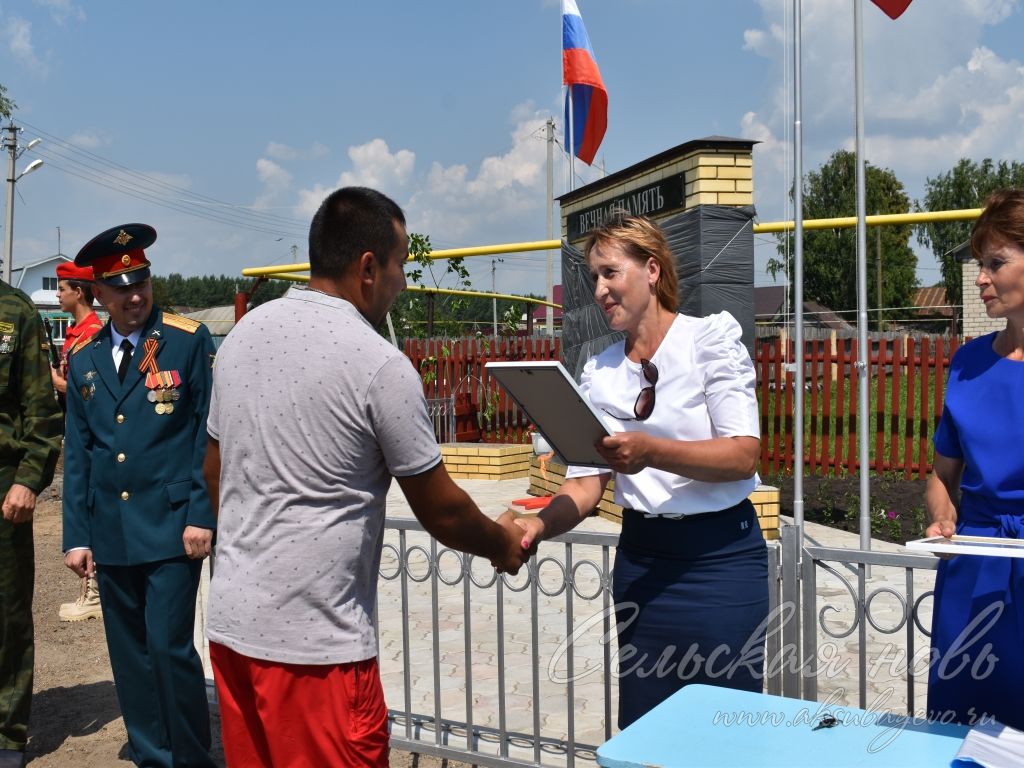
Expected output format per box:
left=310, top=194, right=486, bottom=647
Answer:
left=183, top=305, right=235, bottom=336
left=753, top=286, right=853, bottom=330
left=803, top=301, right=854, bottom=330
left=911, top=285, right=952, bottom=318
left=531, top=285, right=563, bottom=321
left=754, top=286, right=786, bottom=318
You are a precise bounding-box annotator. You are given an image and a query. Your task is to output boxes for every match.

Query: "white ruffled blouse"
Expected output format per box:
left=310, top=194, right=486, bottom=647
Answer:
left=566, top=311, right=760, bottom=516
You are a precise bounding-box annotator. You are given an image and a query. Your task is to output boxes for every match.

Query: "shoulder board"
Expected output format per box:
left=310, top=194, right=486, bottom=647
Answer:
left=70, top=329, right=101, bottom=355
left=71, top=338, right=93, bottom=356
left=162, top=313, right=201, bottom=334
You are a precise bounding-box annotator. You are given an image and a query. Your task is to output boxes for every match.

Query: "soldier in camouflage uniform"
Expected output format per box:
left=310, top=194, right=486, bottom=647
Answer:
left=0, top=280, right=64, bottom=767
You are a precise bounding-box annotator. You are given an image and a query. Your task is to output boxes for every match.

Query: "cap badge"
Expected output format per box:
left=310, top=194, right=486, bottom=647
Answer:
left=113, top=230, right=133, bottom=246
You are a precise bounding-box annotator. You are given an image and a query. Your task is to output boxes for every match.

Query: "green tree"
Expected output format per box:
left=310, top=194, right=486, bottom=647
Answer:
left=915, top=158, right=1024, bottom=310
left=388, top=233, right=475, bottom=340
left=0, top=83, right=15, bottom=119
left=151, top=273, right=289, bottom=309
left=768, top=149, right=917, bottom=327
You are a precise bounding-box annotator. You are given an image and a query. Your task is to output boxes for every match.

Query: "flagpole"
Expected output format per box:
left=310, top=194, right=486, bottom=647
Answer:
left=792, top=0, right=805, bottom=545
left=546, top=117, right=555, bottom=335
left=567, top=88, right=576, bottom=192
left=853, top=0, right=872, bottom=556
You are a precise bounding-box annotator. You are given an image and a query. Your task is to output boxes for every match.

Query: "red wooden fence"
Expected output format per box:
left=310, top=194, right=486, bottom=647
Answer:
left=403, top=336, right=561, bottom=443
left=404, top=334, right=959, bottom=477
left=755, top=335, right=958, bottom=479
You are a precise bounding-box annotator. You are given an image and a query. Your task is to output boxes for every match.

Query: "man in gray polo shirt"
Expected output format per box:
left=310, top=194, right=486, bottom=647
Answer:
left=203, top=186, right=530, bottom=767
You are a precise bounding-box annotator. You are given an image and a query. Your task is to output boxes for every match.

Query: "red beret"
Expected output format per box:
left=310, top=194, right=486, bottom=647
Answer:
left=56, top=261, right=96, bottom=282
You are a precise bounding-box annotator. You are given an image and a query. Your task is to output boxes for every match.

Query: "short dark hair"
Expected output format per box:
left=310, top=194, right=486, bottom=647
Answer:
left=308, top=187, right=406, bottom=278
left=972, top=188, right=1024, bottom=258
left=66, top=279, right=94, bottom=298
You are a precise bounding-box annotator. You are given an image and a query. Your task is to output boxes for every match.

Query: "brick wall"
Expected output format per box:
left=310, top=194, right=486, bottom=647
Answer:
left=960, top=259, right=1003, bottom=338
left=560, top=145, right=754, bottom=239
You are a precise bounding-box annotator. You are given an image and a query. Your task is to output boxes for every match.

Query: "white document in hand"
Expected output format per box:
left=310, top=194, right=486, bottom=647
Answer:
left=954, top=719, right=1024, bottom=768
left=485, top=361, right=613, bottom=468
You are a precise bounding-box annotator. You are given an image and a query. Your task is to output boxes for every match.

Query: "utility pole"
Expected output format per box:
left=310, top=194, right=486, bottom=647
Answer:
left=491, top=257, right=498, bottom=337
left=875, top=226, right=883, bottom=331
left=3, top=122, right=43, bottom=285
left=545, top=117, right=555, bottom=336
left=3, top=123, right=17, bottom=285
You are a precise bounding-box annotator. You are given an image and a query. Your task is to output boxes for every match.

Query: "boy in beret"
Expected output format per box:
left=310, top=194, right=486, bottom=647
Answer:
left=61, top=224, right=216, bottom=768
left=51, top=260, right=105, bottom=623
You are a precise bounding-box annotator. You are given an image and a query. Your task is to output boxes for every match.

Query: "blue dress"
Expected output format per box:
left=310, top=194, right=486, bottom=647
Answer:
left=929, top=332, right=1024, bottom=729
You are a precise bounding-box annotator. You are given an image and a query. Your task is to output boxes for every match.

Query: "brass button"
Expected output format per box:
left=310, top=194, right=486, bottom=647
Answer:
left=120, top=491, right=130, bottom=501
left=117, top=453, right=126, bottom=463
left=116, top=414, right=125, bottom=424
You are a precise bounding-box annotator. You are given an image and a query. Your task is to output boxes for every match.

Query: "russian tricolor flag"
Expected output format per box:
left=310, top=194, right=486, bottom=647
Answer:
left=562, top=0, right=607, bottom=166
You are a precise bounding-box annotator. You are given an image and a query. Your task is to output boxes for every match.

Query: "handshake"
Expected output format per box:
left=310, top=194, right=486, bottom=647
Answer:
left=487, top=510, right=545, bottom=575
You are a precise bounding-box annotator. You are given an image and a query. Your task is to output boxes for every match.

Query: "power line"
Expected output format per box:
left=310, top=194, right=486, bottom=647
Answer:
left=18, top=120, right=307, bottom=238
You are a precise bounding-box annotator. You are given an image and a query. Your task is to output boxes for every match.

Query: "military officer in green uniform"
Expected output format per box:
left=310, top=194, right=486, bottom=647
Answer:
left=62, top=224, right=216, bottom=768
left=0, top=280, right=63, bottom=768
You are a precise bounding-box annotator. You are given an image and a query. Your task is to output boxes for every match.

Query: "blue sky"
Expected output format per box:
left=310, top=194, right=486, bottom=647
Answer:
left=3, top=0, right=1024, bottom=300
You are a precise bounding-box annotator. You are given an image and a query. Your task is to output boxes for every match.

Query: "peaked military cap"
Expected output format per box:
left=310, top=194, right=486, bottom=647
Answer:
left=75, top=223, right=156, bottom=286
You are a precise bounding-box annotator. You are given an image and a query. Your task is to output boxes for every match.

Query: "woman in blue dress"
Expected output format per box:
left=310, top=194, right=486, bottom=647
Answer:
left=926, top=188, right=1024, bottom=730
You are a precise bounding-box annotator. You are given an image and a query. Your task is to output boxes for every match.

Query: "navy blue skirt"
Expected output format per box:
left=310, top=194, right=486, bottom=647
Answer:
left=613, top=499, right=769, bottom=728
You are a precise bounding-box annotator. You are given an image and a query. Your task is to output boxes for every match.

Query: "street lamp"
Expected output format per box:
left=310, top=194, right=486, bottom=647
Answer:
left=3, top=123, right=44, bottom=285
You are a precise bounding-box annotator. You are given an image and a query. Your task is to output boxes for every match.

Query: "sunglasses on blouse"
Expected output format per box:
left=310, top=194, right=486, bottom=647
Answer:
left=602, top=358, right=659, bottom=421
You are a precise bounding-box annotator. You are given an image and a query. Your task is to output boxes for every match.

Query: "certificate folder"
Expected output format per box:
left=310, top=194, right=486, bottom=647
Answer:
left=485, top=361, right=611, bottom=468
left=906, top=534, right=1024, bottom=559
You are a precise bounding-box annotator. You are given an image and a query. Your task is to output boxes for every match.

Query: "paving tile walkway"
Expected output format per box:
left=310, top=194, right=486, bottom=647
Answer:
left=197, top=476, right=941, bottom=765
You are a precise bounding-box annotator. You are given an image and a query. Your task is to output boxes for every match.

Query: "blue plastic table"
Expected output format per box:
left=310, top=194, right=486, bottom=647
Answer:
left=596, top=685, right=969, bottom=767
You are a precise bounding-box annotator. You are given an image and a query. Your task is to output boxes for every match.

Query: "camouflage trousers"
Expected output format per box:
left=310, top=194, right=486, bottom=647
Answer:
left=0, top=507, right=33, bottom=751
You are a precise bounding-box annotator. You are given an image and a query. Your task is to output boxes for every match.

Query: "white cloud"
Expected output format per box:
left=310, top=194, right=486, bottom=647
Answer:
left=739, top=0, right=1024, bottom=284
left=4, top=16, right=48, bottom=75
left=963, top=0, right=1019, bottom=24
left=337, top=138, right=415, bottom=193
left=254, top=158, right=293, bottom=209
left=405, top=111, right=549, bottom=245
left=743, top=0, right=1024, bottom=223
left=33, top=0, right=85, bottom=25
left=68, top=132, right=106, bottom=149
left=265, top=142, right=298, bottom=161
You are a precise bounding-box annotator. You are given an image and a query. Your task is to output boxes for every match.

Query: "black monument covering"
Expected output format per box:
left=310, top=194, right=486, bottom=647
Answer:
left=561, top=205, right=756, bottom=380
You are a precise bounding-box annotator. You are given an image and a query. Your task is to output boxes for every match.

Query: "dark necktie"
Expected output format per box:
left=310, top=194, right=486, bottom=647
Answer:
left=117, top=339, right=134, bottom=383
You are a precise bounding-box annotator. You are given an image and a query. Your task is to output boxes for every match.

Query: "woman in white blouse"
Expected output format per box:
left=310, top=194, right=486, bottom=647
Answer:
left=516, top=211, right=768, bottom=728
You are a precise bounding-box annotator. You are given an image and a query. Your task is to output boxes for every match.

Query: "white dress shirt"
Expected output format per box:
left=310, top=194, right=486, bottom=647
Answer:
left=566, top=312, right=760, bottom=516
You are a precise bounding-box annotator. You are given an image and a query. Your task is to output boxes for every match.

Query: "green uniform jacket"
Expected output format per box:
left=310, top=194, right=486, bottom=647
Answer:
left=0, top=282, right=63, bottom=492
left=62, top=308, right=216, bottom=565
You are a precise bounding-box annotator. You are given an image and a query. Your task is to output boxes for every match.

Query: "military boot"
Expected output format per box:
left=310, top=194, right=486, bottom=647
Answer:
left=58, top=576, right=102, bottom=622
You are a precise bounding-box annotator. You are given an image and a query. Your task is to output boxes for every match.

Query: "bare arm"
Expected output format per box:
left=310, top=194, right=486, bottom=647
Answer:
left=595, top=433, right=760, bottom=481
left=202, top=437, right=221, bottom=520
left=925, top=452, right=963, bottom=538
left=51, top=366, right=67, bottom=394
left=397, top=462, right=532, bottom=574
left=515, top=474, right=609, bottom=550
